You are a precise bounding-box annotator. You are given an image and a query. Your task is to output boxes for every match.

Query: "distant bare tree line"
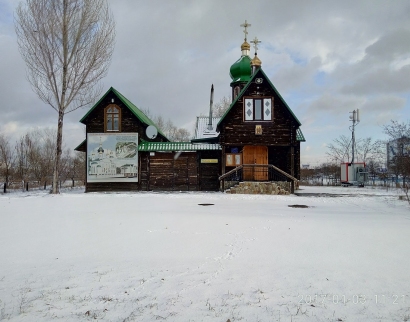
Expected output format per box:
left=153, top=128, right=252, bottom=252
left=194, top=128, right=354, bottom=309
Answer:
left=300, top=163, right=340, bottom=185
left=141, top=109, right=191, bottom=142
left=324, top=120, right=410, bottom=189
left=326, top=136, right=385, bottom=165
left=300, top=161, right=391, bottom=186
left=0, top=128, right=85, bottom=189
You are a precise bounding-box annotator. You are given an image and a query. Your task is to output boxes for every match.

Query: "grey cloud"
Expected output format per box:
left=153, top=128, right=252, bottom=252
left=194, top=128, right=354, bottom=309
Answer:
left=308, top=94, right=364, bottom=115
left=1, top=0, right=410, bottom=163
left=341, top=65, right=410, bottom=95
left=271, top=56, right=322, bottom=93
left=365, top=29, right=410, bottom=61
left=361, top=95, right=406, bottom=113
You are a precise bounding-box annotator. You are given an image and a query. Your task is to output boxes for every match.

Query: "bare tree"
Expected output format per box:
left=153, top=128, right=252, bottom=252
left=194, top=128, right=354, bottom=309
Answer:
left=213, top=96, right=231, bottom=118
left=12, top=128, right=57, bottom=185
left=0, top=134, right=15, bottom=185
left=15, top=135, right=30, bottom=182
left=72, top=150, right=86, bottom=183
left=15, top=0, right=115, bottom=193
left=163, top=120, right=191, bottom=142
left=58, top=147, right=73, bottom=185
left=327, top=135, right=383, bottom=164
left=384, top=120, right=410, bottom=186
left=171, top=128, right=191, bottom=142
left=356, top=137, right=385, bottom=164
left=383, top=120, right=410, bottom=141
left=326, top=135, right=352, bottom=163
left=141, top=108, right=192, bottom=142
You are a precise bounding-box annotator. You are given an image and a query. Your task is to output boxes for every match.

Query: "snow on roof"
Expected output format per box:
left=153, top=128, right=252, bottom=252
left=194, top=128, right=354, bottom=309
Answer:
left=194, top=116, right=220, bottom=140
left=138, top=141, right=221, bottom=152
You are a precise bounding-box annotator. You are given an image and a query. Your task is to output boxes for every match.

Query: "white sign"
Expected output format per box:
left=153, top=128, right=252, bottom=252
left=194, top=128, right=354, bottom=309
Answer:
left=87, top=133, right=138, bottom=183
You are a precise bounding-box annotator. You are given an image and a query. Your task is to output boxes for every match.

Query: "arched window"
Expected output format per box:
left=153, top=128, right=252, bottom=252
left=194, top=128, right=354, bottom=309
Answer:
left=105, top=105, right=121, bottom=132
left=234, top=86, right=241, bottom=99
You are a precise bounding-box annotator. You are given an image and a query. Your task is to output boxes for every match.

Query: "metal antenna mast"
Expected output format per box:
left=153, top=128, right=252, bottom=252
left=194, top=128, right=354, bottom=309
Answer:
left=349, top=109, right=360, bottom=163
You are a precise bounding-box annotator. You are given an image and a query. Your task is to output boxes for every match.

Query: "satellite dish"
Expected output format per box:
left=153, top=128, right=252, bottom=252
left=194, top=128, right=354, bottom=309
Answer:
left=146, top=125, right=158, bottom=139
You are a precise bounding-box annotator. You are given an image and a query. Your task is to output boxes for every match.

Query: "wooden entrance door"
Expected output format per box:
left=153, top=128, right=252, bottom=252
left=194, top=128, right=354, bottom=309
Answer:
left=243, top=146, right=268, bottom=181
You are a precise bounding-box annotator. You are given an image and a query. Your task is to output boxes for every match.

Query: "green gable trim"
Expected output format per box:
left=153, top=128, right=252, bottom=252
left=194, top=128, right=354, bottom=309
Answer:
left=74, top=139, right=86, bottom=151
left=296, top=128, right=306, bottom=142
left=218, top=68, right=302, bottom=128
left=138, top=142, right=221, bottom=152
left=79, top=87, right=168, bottom=140
left=217, top=84, right=247, bottom=126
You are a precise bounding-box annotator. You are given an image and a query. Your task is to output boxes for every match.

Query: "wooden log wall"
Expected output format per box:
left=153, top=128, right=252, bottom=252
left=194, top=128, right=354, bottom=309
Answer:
left=294, top=143, right=301, bottom=180
left=86, top=182, right=139, bottom=193
left=198, top=151, right=221, bottom=191
left=268, top=146, right=290, bottom=174
left=139, top=153, right=149, bottom=191
left=145, top=152, right=198, bottom=191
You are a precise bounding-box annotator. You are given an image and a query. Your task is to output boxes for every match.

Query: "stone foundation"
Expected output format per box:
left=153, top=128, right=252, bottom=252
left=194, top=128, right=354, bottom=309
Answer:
left=226, top=181, right=291, bottom=195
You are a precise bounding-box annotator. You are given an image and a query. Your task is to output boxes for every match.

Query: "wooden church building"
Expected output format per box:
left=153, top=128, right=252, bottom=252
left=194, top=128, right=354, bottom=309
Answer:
left=76, top=22, right=305, bottom=193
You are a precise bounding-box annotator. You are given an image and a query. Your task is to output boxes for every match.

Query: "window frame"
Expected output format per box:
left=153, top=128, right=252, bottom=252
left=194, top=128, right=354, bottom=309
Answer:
left=104, top=104, right=121, bottom=132
left=243, top=97, right=273, bottom=122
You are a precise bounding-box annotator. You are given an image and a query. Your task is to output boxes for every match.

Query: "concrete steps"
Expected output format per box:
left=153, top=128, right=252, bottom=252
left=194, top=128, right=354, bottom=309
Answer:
left=226, top=181, right=290, bottom=195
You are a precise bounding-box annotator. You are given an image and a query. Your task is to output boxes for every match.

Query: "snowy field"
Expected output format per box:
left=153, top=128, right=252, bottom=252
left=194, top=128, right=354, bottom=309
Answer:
left=0, top=186, right=409, bottom=321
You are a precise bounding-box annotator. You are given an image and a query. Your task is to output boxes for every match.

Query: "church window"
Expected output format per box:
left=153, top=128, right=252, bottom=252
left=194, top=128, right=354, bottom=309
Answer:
left=244, top=98, right=272, bottom=121
left=105, top=105, right=121, bottom=132
left=234, top=86, right=241, bottom=99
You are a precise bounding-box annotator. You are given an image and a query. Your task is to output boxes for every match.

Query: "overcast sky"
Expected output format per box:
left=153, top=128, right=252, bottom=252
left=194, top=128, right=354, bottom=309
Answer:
left=1, top=0, right=410, bottom=165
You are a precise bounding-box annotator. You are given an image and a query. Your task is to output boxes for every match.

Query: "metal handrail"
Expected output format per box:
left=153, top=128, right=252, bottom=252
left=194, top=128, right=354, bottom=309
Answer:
left=219, top=164, right=298, bottom=182
left=219, top=164, right=299, bottom=193
left=218, top=165, right=243, bottom=181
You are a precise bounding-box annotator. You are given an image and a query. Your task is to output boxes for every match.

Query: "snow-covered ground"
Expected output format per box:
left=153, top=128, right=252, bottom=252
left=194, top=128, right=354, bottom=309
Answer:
left=0, top=186, right=409, bottom=321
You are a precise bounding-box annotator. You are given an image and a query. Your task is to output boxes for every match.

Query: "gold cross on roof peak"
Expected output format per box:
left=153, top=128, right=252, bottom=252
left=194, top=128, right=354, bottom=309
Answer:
left=251, top=36, right=261, bottom=52
left=240, top=20, right=251, bottom=41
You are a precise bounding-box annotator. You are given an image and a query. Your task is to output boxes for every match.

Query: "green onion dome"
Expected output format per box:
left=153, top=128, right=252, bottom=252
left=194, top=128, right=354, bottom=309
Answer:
left=229, top=54, right=252, bottom=83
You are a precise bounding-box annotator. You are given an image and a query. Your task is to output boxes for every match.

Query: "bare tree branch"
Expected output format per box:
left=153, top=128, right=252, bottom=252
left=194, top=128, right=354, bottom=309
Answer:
left=212, top=96, right=231, bottom=118
left=141, top=108, right=192, bottom=142
left=383, top=120, right=410, bottom=187
left=326, top=135, right=352, bottom=163
left=326, top=135, right=384, bottom=164
left=15, top=0, right=115, bottom=193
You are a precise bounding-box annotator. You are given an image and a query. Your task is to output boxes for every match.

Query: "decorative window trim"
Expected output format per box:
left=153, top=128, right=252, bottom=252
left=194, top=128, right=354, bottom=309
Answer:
left=104, top=104, right=121, bottom=132
left=243, top=97, right=273, bottom=121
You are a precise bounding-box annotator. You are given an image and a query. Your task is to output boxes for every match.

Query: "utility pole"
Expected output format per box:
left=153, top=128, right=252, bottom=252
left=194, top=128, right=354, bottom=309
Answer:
left=349, top=109, right=360, bottom=163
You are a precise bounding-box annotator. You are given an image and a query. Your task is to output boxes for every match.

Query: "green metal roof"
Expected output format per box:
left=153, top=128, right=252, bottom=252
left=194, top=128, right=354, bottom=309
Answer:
left=296, top=128, right=306, bottom=142
left=218, top=68, right=302, bottom=128
left=138, top=142, right=221, bottom=152
left=74, top=139, right=86, bottom=151
left=79, top=87, right=168, bottom=140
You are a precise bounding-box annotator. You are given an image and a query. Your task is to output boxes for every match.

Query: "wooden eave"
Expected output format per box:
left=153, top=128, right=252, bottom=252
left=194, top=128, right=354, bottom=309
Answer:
left=74, top=139, right=86, bottom=152
left=296, top=128, right=306, bottom=142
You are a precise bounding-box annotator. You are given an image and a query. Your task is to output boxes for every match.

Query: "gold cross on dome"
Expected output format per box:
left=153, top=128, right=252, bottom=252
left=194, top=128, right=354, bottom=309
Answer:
left=251, top=36, right=261, bottom=52
left=240, top=20, right=251, bottom=40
